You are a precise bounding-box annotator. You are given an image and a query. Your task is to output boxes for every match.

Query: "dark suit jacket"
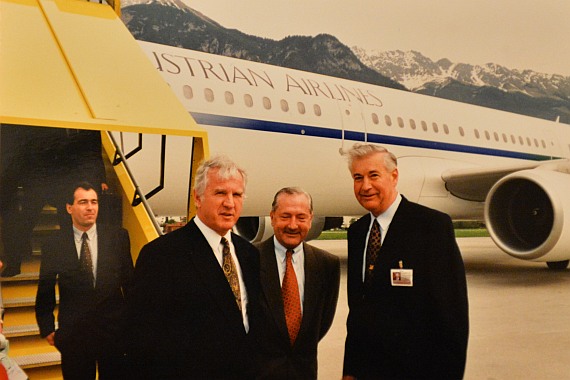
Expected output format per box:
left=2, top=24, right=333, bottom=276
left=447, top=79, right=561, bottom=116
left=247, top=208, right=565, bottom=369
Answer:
left=127, top=218, right=260, bottom=380
left=343, top=197, right=469, bottom=379
left=35, top=224, right=133, bottom=357
left=254, top=238, right=340, bottom=380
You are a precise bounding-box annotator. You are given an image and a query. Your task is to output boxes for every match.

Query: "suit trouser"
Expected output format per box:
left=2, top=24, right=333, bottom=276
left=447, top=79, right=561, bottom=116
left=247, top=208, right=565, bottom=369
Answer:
left=60, top=351, right=126, bottom=380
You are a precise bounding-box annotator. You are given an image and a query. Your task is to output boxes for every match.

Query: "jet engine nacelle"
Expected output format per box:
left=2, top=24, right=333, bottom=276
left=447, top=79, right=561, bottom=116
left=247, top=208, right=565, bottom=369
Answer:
left=235, top=216, right=328, bottom=243
left=484, top=169, right=570, bottom=263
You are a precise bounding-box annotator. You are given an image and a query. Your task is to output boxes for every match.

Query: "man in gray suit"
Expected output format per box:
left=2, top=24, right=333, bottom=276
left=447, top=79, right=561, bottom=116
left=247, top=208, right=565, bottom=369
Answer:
left=255, top=187, right=340, bottom=379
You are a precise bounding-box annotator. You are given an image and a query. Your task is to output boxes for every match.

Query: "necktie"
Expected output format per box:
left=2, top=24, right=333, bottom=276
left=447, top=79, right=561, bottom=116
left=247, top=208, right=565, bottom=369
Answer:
left=282, top=249, right=302, bottom=345
left=365, top=219, right=381, bottom=282
left=221, top=237, right=242, bottom=311
left=80, top=232, right=95, bottom=286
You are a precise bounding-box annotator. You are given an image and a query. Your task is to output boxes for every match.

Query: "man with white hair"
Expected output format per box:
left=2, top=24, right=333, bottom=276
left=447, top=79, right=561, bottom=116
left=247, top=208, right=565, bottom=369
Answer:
left=127, top=155, right=260, bottom=379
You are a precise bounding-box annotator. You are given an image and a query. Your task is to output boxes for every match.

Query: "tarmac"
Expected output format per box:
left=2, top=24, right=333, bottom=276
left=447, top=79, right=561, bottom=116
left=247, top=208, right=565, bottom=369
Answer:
left=312, top=237, right=570, bottom=380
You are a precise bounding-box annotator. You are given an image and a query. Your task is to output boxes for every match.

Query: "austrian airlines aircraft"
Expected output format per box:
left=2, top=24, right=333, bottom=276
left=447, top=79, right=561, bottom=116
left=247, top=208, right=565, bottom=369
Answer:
left=114, top=40, right=570, bottom=269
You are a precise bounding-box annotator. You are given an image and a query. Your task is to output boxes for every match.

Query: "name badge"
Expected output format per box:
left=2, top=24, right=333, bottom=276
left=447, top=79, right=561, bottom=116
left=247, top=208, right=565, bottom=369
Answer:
left=391, top=269, right=413, bottom=287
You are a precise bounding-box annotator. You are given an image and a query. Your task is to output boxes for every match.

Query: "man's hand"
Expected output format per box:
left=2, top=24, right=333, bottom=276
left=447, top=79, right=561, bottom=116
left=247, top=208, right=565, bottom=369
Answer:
left=45, top=332, right=55, bottom=346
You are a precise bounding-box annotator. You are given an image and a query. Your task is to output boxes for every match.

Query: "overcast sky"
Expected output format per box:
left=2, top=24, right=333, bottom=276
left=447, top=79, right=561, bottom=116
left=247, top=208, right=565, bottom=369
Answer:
left=184, top=0, right=570, bottom=77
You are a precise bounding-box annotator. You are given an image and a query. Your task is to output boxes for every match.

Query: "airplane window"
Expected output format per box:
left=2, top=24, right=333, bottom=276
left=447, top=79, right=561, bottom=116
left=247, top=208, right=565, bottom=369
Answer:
left=263, top=97, right=271, bottom=110
left=474, top=129, right=480, bottom=139
left=398, top=117, right=404, bottom=128
left=385, top=115, right=392, bottom=126
left=409, top=119, right=417, bottom=130
left=542, top=140, right=546, bottom=148
left=281, top=99, right=289, bottom=112
left=534, top=138, right=539, bottom=147
left=314, top=104, right=322, bottom=116
left=494, top=132, right=499, bottom=141
left=502, top=133, right=508, bottom=143
left=443, top=124, right=449, bottom=134
left=421, top=121, right=428, bottom=131
left=225, top=91, right=234, bottom=105
left=204, top=88, right=215, bottom=102
left=244, top=94, right=254, bottom=107
left=511, top=135, right=516, bottom=144
left=297, top=102, right=306, bottom=114
left=518, top=136, right=524, bottom=145
left=484, top=131, right=490, bottom=140
left=432, top=123, right=439, bottom=133
left=459, top=126, right=465, bottom=136
left=526, top=137, right=531, bottom=146
left=183, top=85, right=193, bottom=99
left=372, top=113, right=379, bottom=125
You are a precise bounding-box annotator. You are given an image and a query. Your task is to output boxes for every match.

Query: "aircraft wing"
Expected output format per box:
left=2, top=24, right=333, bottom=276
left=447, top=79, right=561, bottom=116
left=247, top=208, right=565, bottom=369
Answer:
left=442, top=159, right=570, bottom=202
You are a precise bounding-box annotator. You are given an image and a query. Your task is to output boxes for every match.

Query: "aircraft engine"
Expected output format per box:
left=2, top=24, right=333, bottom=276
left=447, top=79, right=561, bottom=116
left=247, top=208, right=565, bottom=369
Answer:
left=484, top=169, right=570, bottom=268
left=234, top=216, right=328, bottom=243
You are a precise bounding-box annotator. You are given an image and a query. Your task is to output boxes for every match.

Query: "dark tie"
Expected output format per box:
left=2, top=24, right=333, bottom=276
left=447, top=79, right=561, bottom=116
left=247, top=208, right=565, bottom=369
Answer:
left=221, top=237, right=242, bottom=311
left=365, top=219, right=381, bottom=282
left=80, top=232, right=95, bottom=286
left=282, top=249, right=302, bottom=345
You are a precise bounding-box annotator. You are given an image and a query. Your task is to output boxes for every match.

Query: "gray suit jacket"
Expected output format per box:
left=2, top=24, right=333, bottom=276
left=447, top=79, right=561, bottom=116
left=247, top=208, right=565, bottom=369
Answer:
left=254, top=238, right=340, bottom=380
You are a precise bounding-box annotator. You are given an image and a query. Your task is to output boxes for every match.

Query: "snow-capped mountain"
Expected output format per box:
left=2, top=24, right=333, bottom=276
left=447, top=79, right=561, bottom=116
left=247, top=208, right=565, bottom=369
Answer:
left=352, top=47, right=570, bottom=101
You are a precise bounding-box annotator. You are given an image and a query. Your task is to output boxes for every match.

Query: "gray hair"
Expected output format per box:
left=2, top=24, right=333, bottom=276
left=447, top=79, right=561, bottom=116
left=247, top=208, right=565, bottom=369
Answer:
left=193, top=155, right=247, bottom=198
left=345, top=143, right=398, bottom=172
left=271, top=187, right=313, bottom=213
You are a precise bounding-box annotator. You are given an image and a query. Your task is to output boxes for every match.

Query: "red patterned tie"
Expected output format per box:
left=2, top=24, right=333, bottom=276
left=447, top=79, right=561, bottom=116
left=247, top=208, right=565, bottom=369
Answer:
left=282, top=249, right=302, bottom=345
left=365, top=219, right=381, bottom=282
left=221, top=237, right=242, bottom=311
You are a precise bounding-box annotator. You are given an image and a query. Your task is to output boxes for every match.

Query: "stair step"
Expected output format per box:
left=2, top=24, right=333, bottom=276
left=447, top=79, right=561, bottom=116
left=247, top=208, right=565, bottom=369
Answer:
left=19, top=365, right=62, bottom=380
left=13, top=351, right=61, bottom=370
left=4, top=297, right=37, bottom=309
left=0, top=273, right=39, bottom=283
left=4, top=324, right=41, bottom=338
left=3, top=323, right=59, bottom=339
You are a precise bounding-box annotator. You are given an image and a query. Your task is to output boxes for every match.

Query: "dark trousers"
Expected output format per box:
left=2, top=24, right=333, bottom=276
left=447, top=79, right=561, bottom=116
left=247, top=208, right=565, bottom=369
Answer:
left=60, top=351, right=127, bottom=380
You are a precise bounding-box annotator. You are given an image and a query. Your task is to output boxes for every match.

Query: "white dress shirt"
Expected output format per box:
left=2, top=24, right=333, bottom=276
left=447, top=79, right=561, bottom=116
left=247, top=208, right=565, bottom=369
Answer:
left=362, top=193, right=402, bottom=281
left=194, top=216, right=249, bottom=332
left=273, top=237, right=305, bottom=313
left=73, top=224, right=98, bottom=284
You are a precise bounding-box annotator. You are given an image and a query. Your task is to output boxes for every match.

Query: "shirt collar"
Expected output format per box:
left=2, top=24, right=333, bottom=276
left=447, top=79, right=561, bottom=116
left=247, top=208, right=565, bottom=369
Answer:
left=370, top=193, right=402, bottom=232
left=73, top=224, right=97, bottom=242
left=194, top=216, right=232, bottom=250
left=273, top=236, right=302, bottom=264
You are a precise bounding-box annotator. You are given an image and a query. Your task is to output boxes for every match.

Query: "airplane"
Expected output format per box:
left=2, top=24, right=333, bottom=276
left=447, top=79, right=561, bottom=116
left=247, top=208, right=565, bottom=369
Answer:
left=111, top=39, right=570, bottom=270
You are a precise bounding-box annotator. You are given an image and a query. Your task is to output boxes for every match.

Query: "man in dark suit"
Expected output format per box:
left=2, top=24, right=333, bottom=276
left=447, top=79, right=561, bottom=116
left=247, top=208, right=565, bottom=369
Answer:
left=1, top=126, right=108, bottom=277
left=127, top=155, right=260, bottom=379
left=342, top=143, right=469, bottom=380
left=254, top=187, right=340, bottom=379
left=35, top=181, right=133, bottom=379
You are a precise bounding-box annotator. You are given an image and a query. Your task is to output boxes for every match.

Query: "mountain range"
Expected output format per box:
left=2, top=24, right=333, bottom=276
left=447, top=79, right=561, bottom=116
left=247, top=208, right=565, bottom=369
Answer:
left=121, top=0, right=570, bottom=124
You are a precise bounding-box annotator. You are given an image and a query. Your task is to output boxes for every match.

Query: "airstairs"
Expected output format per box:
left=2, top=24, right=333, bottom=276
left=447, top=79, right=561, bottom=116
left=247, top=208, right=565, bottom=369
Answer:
left=0, top=0, right=209, bottom=377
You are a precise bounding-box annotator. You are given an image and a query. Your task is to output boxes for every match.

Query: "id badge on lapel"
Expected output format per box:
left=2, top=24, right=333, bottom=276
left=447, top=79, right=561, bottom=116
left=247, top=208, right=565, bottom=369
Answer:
left=391, top=261, right=413, bottom=286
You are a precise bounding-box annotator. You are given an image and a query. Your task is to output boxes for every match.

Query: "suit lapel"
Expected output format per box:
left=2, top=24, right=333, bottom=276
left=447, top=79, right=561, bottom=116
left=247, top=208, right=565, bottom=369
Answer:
left=94, top=226, right=109, bottom=289
left=349, top=214, right=370, bottom=293
left=259, top=239, right=290, bottom=342
left=378, top=197, right=410, bottom=259
left=186, top=221, right=245, bottom=333
left=297, top=243, right=319, bottom=341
